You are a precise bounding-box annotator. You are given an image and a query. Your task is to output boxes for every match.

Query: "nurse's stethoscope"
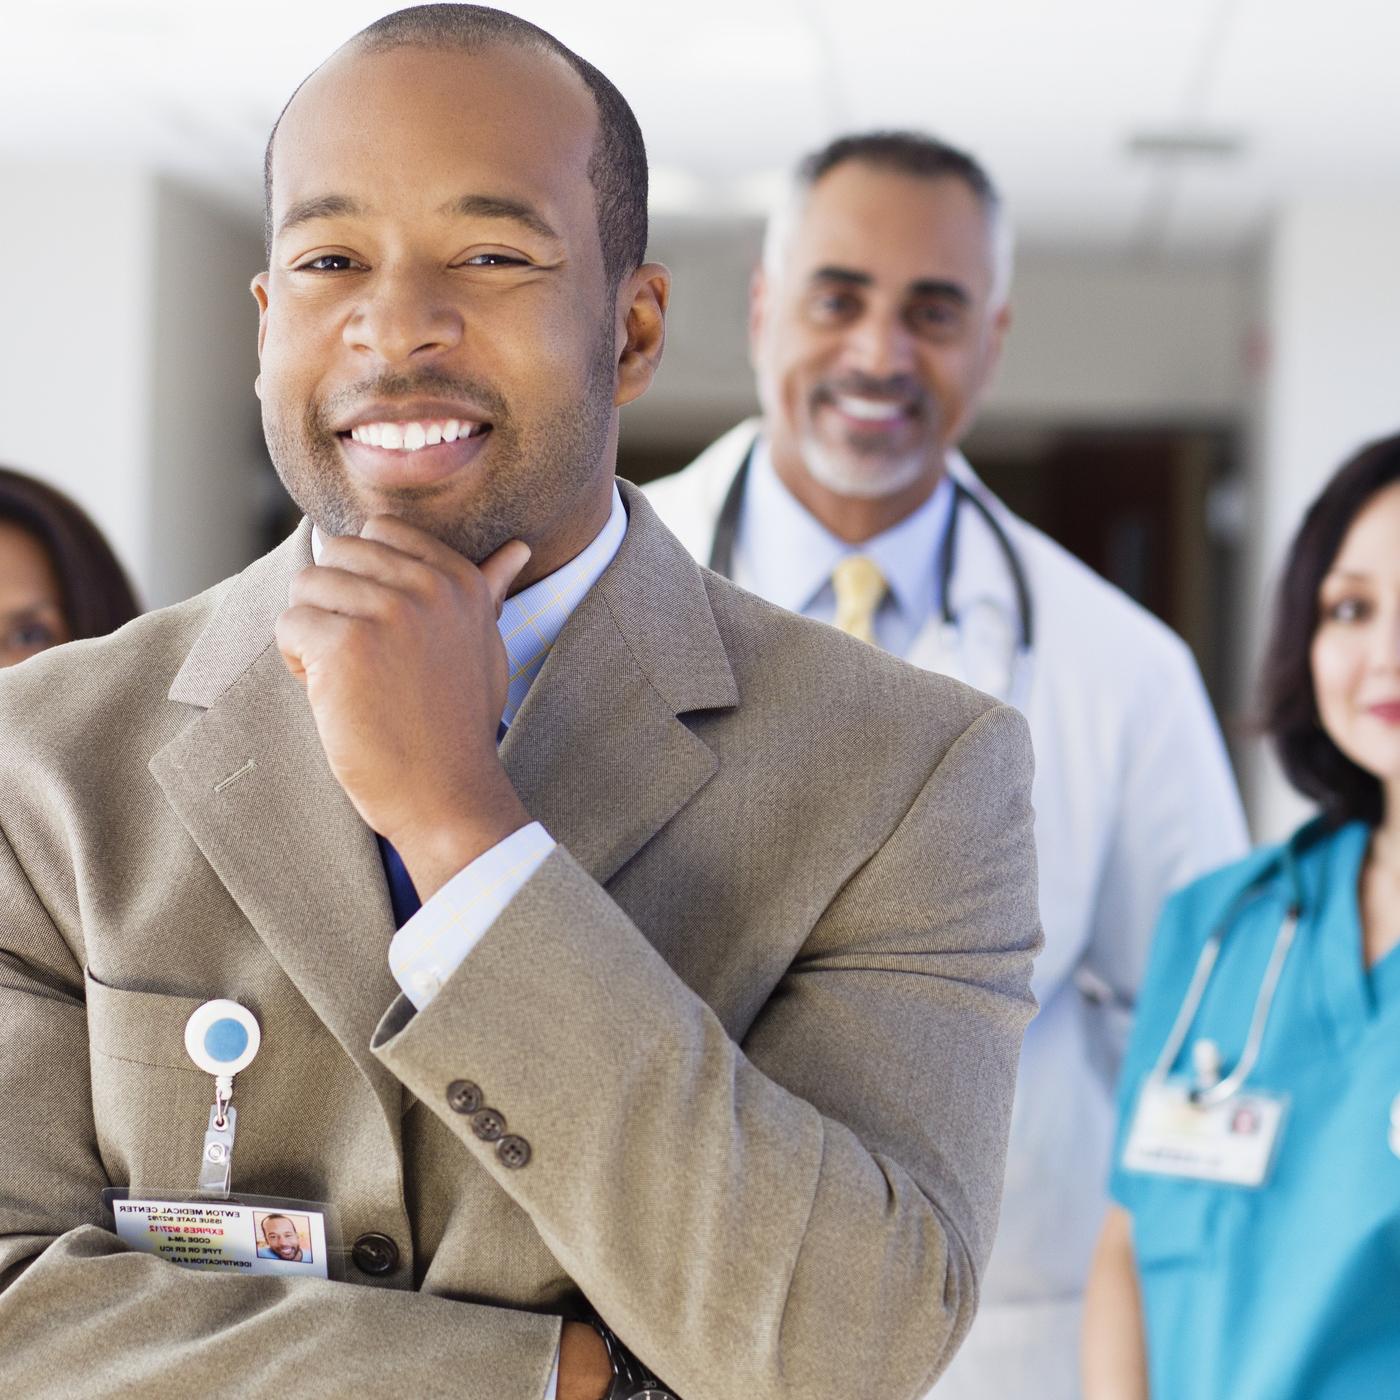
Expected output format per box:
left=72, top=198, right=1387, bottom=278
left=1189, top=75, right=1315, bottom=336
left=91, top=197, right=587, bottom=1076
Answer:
left=1150, top=839, right=1308, bottom=1108
left=706, top=441, right=1036, bottom=702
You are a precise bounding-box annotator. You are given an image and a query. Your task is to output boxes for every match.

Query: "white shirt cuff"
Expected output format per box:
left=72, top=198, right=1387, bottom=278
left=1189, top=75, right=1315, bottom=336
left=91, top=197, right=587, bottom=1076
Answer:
left=544, top=1343, right=560, bottom=1400
left=387, top=821, right=555, bottom=1009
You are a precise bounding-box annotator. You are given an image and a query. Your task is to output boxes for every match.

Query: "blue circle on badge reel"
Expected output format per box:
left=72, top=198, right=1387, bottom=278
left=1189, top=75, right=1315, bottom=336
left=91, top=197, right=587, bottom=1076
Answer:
left=184, top=999, right=260, bottom=1077
left=204, top=1017, right=250, bottom=1065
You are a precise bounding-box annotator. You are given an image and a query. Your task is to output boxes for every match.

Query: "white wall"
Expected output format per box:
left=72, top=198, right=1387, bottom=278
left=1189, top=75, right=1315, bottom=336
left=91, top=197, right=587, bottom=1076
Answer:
left=0, top=162, right=266, bottom=611
left=146, top=181, right=267, bottom=608
left=988, top=252, right=1250, bottom=425
left=0, top=163, right=154, bottom=590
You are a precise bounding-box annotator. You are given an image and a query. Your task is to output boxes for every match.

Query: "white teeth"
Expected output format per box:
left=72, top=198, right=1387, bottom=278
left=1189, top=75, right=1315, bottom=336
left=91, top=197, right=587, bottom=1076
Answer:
left=836, top=396, right=904, bottom=422
left=349, top=418, right=484, bottom=451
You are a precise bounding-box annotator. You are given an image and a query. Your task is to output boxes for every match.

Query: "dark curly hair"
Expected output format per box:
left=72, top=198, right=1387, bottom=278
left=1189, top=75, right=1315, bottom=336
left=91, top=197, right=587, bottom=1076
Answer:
left=1258, top=433, right=1400, bottom=826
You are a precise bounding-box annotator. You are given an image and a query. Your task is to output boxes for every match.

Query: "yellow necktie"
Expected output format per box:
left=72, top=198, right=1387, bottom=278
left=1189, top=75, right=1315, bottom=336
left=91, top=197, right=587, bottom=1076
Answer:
left=831, top=555, right=888, bottom=646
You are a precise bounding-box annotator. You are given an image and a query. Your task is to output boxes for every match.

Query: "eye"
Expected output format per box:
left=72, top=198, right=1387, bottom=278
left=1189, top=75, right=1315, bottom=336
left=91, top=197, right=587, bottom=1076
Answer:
left=1323, top=596, right=1371, bottom=624
left=908, top=301, right=963, bottom=333
left=294, top=253, right=362, bottom=273
left=807, top=289, right=861, bottom=324
left=457, top=251, right=530, bottom=268
left=8, top=621, right=56, bottom=650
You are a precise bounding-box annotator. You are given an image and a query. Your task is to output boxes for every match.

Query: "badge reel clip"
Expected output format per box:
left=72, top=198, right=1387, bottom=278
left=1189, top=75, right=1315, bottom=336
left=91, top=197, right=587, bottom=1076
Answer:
left=184, top=999, right=260, bottom=1198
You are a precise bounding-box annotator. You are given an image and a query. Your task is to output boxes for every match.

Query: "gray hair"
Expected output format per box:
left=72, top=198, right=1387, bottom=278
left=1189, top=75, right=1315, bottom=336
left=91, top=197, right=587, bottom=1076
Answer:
left=761, top=130, right=1014, bottom=308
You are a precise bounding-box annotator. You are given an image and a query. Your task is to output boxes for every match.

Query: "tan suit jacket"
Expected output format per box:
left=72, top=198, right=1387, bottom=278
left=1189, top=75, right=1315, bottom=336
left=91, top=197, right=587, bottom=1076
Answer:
left=0, top=483, right=1040, bottom=1399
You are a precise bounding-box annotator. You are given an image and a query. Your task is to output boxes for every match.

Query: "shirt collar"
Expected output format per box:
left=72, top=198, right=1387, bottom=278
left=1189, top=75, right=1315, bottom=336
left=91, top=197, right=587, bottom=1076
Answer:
left=308, top=483, right=627, bottom=727
left=737, top=437, right=954, bottom=623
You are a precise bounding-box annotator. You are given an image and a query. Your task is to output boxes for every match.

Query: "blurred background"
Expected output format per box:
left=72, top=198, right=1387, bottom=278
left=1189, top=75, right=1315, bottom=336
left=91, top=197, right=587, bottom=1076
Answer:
left=2, top=0, right=1397, bottom=839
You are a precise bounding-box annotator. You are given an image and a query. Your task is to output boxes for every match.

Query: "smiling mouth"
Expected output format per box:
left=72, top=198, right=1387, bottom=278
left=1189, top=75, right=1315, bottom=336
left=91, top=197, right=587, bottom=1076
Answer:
left=830, top=394, right=912, bottom=423
left=343, top=417, right=491, bottom=451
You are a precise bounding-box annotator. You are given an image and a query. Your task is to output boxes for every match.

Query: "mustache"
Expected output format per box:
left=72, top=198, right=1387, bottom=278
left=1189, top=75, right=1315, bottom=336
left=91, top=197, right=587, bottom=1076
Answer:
left=310, top=369, right=511, bottom=430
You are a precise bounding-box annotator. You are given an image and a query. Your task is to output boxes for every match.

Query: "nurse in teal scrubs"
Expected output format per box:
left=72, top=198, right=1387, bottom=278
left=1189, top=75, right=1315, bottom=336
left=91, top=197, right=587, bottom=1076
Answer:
left=1082, top=434, right=1400, bottom=1400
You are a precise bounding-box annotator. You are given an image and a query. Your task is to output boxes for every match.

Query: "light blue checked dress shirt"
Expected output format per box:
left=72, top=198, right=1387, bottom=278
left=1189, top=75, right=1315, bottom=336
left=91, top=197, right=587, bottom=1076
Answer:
left=730, top=438, right=953, bottom=654
left=380, top=485, right=627, bottom=1009
left=312, top=490, right=625, bottom=1400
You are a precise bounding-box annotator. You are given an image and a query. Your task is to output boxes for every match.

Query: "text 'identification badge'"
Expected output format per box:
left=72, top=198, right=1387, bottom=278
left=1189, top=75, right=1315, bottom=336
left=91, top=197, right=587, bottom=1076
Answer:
left=1122, top=1076, right=1286, bottom=1187
left=104, top=1190, right=336, bottom=1279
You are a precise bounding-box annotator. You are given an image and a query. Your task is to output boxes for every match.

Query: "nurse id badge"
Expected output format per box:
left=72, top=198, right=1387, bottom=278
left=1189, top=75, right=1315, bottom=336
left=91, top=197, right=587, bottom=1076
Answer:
left=1122, top=1076, right=1287, bottom=1187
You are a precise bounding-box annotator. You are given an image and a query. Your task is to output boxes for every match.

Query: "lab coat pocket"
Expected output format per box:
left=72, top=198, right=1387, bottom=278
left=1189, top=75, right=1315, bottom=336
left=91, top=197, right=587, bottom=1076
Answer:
left=84, top=967, right=210, bottom=1190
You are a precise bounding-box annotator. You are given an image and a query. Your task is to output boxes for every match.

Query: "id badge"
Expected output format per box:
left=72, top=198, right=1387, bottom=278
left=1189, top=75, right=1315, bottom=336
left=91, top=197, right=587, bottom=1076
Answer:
left=103, top=1188, right=342, bottom=1279
left=101, top=1000, right=345, bottom=1278
left=1122, top=1076, right=1287, bottom=1187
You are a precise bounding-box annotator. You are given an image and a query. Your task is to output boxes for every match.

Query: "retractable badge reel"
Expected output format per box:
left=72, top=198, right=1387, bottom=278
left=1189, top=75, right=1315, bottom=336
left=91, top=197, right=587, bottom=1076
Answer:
left=184, top=1000, right=260, bottom=1197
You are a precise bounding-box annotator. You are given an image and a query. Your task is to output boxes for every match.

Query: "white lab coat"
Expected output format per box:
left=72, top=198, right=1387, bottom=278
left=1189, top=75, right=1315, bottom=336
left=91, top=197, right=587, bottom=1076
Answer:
left=644, top=420, right=1249, bottom=1399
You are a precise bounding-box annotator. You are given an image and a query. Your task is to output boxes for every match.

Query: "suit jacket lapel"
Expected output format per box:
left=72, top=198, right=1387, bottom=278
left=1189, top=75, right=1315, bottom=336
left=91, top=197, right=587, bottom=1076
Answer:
left=147, top=487, right=737, bottom=1127
left=149, top=524, right=404, bottom=1126
left=503, top=482, right=738, bottom=886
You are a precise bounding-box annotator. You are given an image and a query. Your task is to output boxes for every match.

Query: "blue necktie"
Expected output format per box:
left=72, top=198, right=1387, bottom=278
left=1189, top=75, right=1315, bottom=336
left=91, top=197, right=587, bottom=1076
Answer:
left=378, top=720, right=508, bottom=929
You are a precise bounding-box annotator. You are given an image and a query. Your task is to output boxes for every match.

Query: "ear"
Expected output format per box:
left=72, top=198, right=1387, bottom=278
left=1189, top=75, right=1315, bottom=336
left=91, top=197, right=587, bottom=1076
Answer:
left=251, top=272, right=271, bottom=396
left=747, top=265, right=768, bottom=370
left=614, top=262, right=670, bottom=408
left=982, top=300, right=1012, bottom=381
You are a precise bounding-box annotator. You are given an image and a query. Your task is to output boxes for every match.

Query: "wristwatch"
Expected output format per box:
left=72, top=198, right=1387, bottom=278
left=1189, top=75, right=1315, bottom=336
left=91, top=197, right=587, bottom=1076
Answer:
left=590, top=1316, right=680, bottom=1400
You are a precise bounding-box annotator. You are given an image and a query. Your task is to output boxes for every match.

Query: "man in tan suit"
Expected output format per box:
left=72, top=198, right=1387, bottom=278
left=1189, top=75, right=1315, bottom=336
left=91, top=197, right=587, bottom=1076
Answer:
left=0, top=7, right=1040, bottom=1398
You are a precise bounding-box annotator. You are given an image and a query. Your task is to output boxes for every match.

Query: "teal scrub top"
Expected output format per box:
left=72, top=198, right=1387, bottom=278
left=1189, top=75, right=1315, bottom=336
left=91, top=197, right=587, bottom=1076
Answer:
left=1110, top=818, right=1400, bottom=1400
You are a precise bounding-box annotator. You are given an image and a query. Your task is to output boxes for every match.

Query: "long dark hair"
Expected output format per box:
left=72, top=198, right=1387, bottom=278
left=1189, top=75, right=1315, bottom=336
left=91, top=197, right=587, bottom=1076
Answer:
left=0, top=466, right=140, bottom=640
left=1258, top=434, right=1400, bottom=826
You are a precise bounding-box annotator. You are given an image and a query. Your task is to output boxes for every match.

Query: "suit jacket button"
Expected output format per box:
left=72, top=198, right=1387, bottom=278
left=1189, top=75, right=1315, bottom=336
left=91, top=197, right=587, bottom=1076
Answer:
left=446, top=1079, right=483, bottom=1115
left=471, top=1107, right=506, bottom=1142
left=351, top=1232, right=399, bottom=1276
left=496, top=1134, right=531, bottom=1169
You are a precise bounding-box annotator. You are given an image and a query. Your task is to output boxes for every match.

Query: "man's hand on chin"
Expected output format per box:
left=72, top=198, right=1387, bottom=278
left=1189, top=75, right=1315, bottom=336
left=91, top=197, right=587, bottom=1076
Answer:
left=276, top=516, right=533, bottom=900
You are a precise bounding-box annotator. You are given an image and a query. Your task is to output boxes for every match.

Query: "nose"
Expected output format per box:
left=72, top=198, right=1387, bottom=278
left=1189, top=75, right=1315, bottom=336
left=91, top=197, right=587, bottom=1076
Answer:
left=343, top=265, right=463, bottom=364
left=838, top=304, right=917, bottom=380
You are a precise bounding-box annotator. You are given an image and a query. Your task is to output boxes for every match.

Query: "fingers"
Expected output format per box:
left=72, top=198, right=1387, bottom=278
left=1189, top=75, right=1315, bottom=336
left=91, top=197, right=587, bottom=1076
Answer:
left=275, top=603, right=350, bottom=685
left=356, top=514, right=465, bottom=569
left=478, top=539, right=532, bottom=614
left=288, top=564, right=404, bottom=620
left=314, top=518, right=530, bottom=619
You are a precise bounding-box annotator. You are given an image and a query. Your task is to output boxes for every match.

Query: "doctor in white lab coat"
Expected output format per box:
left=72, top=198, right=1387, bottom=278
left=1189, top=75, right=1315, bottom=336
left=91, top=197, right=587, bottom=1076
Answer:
left=644, top=132, right=1247, bottom=1398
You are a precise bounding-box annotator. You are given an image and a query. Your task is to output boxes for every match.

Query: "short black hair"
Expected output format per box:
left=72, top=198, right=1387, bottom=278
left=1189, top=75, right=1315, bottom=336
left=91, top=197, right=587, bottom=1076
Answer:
left=1258, top=432, right=1400, bottom=826
left=796, top=130, right=1001, bottom=212
left=0, top=465, right=141, bottom=641
left=262, top=4, right=648, bottom=291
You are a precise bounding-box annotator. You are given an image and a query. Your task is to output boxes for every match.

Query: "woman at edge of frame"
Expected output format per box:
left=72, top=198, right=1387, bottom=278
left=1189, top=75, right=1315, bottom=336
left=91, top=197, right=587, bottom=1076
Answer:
left=1082, top=432, right=1400, bottom=1399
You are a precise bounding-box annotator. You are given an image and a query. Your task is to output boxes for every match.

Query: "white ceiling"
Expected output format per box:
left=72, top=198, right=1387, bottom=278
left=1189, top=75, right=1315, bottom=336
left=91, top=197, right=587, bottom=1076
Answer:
left=4, top=0, right=1398, bottom=253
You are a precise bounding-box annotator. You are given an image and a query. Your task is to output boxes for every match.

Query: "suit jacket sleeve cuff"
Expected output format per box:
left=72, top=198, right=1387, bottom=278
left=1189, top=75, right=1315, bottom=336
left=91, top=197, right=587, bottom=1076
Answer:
left=388, top=821, right=556, bottom=1008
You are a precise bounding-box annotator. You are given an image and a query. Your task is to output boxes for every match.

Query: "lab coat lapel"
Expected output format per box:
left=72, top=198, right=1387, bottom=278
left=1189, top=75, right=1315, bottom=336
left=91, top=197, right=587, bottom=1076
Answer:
left=502, top=483, right=738, bottom=887
left=149, top=524, right=404, bottom=1127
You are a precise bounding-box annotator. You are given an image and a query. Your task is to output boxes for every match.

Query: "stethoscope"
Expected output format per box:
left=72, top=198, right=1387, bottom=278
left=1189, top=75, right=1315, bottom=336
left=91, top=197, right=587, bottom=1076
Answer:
left=1149, top=840, right=1308, bottom=1108
left=707, top=440, right=1037, bottom=702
